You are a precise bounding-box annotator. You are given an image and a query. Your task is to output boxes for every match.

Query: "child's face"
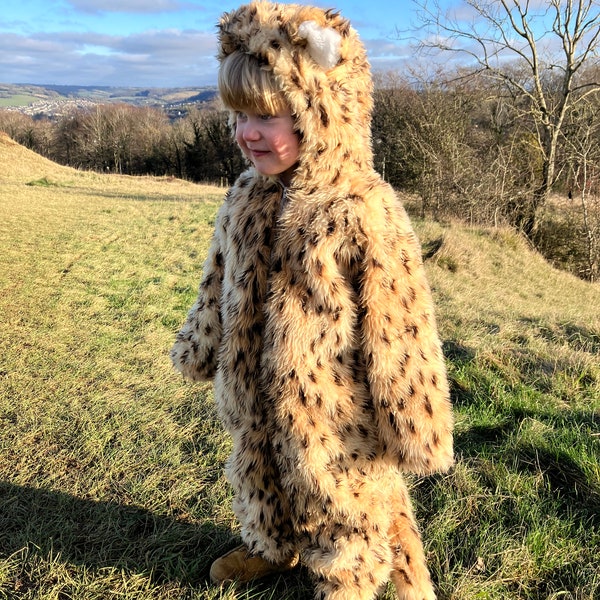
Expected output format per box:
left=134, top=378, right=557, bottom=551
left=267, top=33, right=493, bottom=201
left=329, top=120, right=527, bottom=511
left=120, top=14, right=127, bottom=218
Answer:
left=235, top=108, right=300, bottom=186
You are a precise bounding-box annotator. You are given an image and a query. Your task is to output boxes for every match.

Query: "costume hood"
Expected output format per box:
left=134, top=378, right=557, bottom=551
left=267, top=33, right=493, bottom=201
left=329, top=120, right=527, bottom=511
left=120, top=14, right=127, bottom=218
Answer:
left=218, top=1, right=374, bottom=190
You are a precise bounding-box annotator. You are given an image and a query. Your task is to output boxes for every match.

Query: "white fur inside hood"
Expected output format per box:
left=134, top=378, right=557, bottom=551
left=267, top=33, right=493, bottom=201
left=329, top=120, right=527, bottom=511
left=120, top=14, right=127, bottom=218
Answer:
left=297, top=20, right=341, bottom=69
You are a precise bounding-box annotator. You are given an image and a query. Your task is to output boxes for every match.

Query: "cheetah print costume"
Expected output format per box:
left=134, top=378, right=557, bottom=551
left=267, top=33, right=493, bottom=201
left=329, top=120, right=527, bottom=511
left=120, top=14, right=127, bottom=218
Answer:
left=171, top=3, right=454, bottom=598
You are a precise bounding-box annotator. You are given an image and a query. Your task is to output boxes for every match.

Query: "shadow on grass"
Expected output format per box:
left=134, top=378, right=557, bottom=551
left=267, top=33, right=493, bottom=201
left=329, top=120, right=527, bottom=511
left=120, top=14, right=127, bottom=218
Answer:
left=507, top=444, right=600, bottom=525
left=0, top=482, right=223, bottom=585
left=0, top=482, right=315, bottom=596
left=452, top=417, right=600, bottom=529
left=518, top=317, right=600, bottom=354
left=444, top=336, right=600, bottom=530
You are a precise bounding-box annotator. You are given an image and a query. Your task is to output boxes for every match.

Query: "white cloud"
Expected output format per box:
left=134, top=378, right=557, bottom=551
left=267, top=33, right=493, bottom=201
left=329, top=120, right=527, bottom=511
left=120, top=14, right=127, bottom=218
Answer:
left=0, top=0, right=446, bottom=87
left=66, top=0, right=188, bottom=14
left=0, top=28, right=218, bottom=86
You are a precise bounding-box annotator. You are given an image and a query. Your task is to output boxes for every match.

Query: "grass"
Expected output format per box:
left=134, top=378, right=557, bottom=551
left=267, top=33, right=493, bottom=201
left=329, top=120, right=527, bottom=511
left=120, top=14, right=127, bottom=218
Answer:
left=1, top=133, right=599, bottom=599
left=25, top=177, right=64, bottom=187
left=0, top=95, right=38, bottom=107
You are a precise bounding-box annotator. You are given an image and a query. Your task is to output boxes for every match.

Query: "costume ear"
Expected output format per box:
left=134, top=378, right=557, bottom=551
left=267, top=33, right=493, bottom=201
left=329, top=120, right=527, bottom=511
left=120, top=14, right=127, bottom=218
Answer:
left=297, top=20, right=341, bottom=69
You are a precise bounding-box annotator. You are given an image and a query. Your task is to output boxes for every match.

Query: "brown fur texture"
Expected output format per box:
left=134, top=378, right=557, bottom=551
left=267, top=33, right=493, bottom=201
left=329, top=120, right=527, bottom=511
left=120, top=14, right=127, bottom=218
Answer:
left=171, top=2, right=453, bottom=598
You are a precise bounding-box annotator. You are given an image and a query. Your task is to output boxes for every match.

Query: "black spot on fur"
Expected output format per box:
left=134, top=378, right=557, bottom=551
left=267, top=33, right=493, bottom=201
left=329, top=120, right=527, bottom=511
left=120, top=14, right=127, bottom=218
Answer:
left=319, top=105, right=329, bottom=128
left=424, top=395, right=433, bottom=417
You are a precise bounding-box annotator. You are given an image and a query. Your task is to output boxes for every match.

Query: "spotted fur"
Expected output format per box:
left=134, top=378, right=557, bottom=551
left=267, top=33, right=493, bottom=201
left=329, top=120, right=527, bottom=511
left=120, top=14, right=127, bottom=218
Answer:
left=171, top=3, right=453, bottom=598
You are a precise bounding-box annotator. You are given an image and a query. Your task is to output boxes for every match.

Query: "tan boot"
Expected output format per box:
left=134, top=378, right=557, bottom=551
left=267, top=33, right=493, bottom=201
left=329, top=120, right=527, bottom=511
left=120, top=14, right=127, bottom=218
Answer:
left=209, top=544, right=300, bottom=584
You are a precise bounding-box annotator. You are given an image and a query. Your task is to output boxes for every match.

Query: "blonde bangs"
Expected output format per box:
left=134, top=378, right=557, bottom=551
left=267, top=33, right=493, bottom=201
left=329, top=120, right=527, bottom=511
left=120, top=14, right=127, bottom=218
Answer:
left=218, top=52, right=287, bottom=115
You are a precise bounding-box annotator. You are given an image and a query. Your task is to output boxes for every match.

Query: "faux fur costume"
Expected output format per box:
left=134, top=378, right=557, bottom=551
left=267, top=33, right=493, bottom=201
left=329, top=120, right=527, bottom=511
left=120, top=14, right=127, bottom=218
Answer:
left=171, top=3, right=454, bottom=599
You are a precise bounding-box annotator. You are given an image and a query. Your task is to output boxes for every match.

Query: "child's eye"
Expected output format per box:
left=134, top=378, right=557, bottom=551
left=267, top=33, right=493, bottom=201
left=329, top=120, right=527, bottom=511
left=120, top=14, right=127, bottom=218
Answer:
left=260, top=114, right=274, bottom=121
left=236, top=111, right=248, bottom=122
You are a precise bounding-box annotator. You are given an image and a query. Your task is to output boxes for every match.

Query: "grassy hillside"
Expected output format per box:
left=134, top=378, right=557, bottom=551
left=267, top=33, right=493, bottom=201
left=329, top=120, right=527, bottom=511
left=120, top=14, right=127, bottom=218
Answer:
left=1, top=133, right=598, bottom=599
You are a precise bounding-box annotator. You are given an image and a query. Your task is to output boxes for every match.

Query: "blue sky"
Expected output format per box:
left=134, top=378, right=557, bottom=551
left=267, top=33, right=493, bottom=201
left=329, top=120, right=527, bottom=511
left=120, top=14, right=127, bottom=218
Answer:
left=1, top=0, right=450, bottom=87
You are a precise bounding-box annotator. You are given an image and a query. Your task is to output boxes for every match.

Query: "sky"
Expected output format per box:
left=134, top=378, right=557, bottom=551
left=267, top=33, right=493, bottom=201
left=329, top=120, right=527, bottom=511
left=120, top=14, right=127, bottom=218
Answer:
left=0, top=0, right=451, bottom=88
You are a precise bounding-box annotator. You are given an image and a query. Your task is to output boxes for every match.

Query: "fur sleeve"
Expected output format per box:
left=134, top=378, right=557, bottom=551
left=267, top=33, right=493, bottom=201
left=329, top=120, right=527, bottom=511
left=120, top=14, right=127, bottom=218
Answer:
left=170, top=203, right=227, bottom=381
left=359, top=189, right=454, bottom=475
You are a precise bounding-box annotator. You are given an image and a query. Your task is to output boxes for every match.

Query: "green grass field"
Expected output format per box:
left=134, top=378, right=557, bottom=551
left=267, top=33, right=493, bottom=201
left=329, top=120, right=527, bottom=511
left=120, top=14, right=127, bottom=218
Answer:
left=1, top=133, right=599, bottom=599
left=0, top=95, right=39, bottom=108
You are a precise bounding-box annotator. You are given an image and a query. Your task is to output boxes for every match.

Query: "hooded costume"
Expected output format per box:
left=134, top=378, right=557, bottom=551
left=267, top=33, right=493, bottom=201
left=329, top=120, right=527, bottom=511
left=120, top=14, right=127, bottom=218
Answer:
left=171, top=3, right=454, bottom=599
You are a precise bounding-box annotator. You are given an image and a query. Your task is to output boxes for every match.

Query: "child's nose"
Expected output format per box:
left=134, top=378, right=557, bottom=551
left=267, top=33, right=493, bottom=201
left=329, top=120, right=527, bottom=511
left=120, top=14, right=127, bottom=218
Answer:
left=242, top=120, right=261, bottom=141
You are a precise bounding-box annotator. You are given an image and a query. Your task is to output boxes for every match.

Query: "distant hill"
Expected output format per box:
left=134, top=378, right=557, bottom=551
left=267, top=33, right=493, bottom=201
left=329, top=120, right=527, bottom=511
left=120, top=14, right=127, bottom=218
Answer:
left=0, top=83, right=219, bottom=115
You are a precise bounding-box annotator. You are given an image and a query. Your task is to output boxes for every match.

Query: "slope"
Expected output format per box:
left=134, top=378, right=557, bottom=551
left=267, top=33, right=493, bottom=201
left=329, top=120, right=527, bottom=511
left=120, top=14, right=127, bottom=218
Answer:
left=0, top=131, right=79, bottom=182
left=0, top=136, right=598, bottom=600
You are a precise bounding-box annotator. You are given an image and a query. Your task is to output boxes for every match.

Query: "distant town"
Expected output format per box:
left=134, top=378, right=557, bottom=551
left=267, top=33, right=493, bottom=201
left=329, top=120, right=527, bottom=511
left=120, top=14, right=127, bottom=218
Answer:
left=0, top=83, right=219, bottom=119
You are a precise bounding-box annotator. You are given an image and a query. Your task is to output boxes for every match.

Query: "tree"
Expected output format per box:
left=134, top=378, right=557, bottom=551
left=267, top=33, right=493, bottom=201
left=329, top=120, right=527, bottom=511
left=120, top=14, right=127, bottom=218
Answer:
left=562, top=96, right=600, bottom=280
left=183, top=107, right=244, bottom=185
left=372, top=73, right=420, bottom=190
left=373, top=71, right=507, bottom=224
left=52, top=110, right=86, bottom=167
left=413, top=0, right=600, bottom=236
left=403, top=81, right=482, bottom=221
left=0, top=110, right=53, bottom=156
left=52, top=104, right=172, bottom=176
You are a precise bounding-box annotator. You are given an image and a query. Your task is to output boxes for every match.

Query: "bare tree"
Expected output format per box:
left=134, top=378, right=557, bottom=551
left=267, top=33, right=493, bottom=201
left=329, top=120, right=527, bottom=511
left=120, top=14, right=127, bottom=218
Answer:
left=413, top=0, right=600, bottom=236
left=183, top=106, right=244, bottom=185
left=405, top=84, right=480, bottom=220
left=563, top=96, right=600, bottom=280
left=0, top=110, right=53, bottom=156
left=372, top=73, right=421, bottom=190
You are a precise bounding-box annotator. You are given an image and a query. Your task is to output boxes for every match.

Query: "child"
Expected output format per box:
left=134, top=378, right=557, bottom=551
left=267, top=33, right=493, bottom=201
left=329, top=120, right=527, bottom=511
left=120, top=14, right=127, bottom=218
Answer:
left=171, top=2, right=454, bottom=599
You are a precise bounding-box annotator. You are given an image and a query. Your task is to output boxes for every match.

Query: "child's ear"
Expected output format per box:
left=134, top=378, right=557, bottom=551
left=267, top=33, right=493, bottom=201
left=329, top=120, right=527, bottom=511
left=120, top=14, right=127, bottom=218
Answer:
left=297, top=20, right=342, bottom=69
